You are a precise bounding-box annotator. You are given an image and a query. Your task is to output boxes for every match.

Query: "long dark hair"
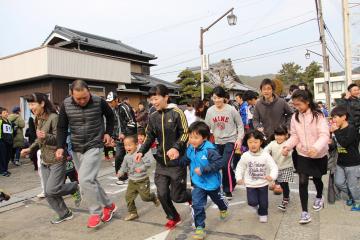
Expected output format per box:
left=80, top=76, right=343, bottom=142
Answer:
left=24, top=93, right=57, bottom=115
left=291, top=89, right=322, bottom=122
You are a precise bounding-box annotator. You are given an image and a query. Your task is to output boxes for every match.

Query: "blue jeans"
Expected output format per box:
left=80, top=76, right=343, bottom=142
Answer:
left=335, top=165, right=360, bottom=203
left=12, top=147, right=21, bottom=161
left=216, top=143, right=236, bottom=193
left=246, top=186, right=269, bottom=216
left=192, top=186, right=228, bottom=228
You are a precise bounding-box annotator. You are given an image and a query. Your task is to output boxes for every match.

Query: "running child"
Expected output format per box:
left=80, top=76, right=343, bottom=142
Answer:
left=265, top=126, right=294, bottom=211
left=282, top=89, right=329, bottom=224
left=169, top=121, right=229, bottom=240
left=118, top=135, right=160, bottom=221
left=235, top=130, right=278, bottom=223
left=330, top=105, right=360, bottom=211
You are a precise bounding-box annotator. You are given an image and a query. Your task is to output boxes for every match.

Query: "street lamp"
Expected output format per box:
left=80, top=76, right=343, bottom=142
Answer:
left=305, top=49, right=323, bottom=59
left=200, top=8, right=237, bottom=100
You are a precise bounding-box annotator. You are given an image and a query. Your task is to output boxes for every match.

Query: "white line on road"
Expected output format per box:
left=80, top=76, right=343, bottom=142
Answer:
left=144, top=230, right=170, bottom=240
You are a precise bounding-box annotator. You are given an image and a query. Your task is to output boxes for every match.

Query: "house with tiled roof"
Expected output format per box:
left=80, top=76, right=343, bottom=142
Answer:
left=0, top=26, right=179, bottom=117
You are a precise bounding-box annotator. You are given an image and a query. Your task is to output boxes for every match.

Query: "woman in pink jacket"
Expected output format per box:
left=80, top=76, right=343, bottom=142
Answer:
left=282, top=90, right=329, bottom=224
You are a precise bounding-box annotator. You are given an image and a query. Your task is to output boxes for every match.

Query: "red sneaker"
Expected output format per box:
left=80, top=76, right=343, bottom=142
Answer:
left=87, top=214, right=101, bottom=228
left=101, top=203, right=117, bottom=222
left=165, top=215, right=181, bottom=229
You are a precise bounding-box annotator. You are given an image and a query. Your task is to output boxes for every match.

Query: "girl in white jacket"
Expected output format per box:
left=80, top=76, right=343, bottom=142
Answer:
left=236, top=130, right=278, bottom=223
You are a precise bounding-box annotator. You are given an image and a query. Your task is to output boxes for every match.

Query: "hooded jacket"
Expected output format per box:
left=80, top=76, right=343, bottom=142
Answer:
left=253, top=95, right=293, bottom=138
left=138, top=105, right=188, bottom=167
left=8, top=113, right=25, bottom=148
left=168, top=140, right=223, bottom=191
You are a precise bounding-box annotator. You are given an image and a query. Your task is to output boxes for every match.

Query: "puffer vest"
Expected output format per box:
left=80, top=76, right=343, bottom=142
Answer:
left=63, top=95, right=104, bottom=153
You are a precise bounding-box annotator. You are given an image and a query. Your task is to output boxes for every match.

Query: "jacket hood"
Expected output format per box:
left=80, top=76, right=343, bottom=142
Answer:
left=259, top=94, right=279, bottom=106
left=167, top=103, right=178, bottom=109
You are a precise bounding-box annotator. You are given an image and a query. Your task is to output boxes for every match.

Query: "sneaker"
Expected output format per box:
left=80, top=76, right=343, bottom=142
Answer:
left=192, top=227, right=206, bottom=240
left=124, top=213, right=139, bottom=221
left=277, top=199, right=289, bottom=211
left=51, top=210, right=73, bottom=224
left=14, top=161, right=21, bottom=166
left=101, top=203, right=117, bottom=222
left=37, top=192, right=46, bottom=198
left=2, top=172, right=10, bottom=177
left=346, top=199, right=354, bottom=206
left=116, top=180, right=127, bottom=185
left=351, top=203, right=360, bottom=211
left=87, top=214, right=101, bottom=228
left=153, top=197, right=161, bottom=207
left=165, top=215, right=181, bottom=229
left=219, top=210, right=229, bottom=220
left=299, top=211, right=311, bottom=224
left=225, top=192, right=233, bottom=201
left=313, top=197, right=324, bottom=211
left=259, top=215, right=268, bottom=223
left=72, top=189, right=82, bottom=207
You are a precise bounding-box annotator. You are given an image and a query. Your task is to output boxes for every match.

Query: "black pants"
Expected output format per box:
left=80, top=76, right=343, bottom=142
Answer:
left=0, top=141, right=11, bottom=174
left=114, top=141, right=126, bottom=174
left=279, top=182, right=290, bottom=199
left=299, top=173, right=323, bottom=212
left=216, top=143, right=236, bottom=193
left=246, top=186, right=268, bottom=216
left=154, top=164, right=192, bottom=220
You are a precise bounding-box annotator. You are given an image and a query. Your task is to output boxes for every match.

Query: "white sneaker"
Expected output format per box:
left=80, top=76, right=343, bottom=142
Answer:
left=312, top=197, right=324, bottom=211
left=259, top=215, right=268, bottom=223
left=37, top=192, right=45, bottom=198
left=299, top=211, right=312, bottom=224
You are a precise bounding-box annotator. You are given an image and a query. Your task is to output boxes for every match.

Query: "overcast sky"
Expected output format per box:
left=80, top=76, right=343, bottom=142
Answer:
left=0, top=0, right=359, bottom=82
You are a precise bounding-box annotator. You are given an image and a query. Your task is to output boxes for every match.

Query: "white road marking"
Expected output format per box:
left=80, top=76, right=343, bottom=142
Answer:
left=211, top=200, right=246, bottom=209
left=144, top=230, right=170, bottom=240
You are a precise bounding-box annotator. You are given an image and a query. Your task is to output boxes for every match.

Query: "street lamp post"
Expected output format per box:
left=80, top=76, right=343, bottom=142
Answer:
left=200, top=8, right=237, bottom=100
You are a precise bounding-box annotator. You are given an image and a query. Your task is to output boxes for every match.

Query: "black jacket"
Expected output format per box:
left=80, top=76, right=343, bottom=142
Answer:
left=334, top=125, right=360, bottom=167
left=138, top=106, right=189, bottom=167
left=57, top=95, right=114, bottom=153
left=119, top=102, right=137, bottom=136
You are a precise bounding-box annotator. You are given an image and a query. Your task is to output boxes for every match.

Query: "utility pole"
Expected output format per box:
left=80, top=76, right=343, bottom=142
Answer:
left=342, top=0, right=353, bottom=86
left=316, top=0, right=331, bottom=110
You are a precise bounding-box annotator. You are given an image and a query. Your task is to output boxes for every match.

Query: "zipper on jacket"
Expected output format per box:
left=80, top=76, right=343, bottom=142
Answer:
left=302, top=113, right=309, bottom=151
left=161, top=111, right=167, bottom=165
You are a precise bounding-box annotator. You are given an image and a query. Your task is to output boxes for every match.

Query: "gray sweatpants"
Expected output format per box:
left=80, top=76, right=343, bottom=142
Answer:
left=72, top=148, right=112, bottom=215
left=41, top=161, right=78, bottom=217
left=335, top=165, right=360, bottom=203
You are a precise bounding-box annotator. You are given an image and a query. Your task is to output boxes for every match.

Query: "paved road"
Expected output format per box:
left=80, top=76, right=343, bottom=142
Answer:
left=1, top=158, right=360, bottom=240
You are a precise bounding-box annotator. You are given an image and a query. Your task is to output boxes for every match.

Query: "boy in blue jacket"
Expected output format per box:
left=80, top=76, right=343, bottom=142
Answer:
left=169, top=121, right=229, bottom=240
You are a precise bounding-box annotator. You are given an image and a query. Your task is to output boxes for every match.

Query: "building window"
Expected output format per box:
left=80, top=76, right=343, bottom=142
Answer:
left=331, top=82, right=344, bottom=92
left=142, top=65, right=150, bottom=75
left=316, top=83, right=324, bottom=93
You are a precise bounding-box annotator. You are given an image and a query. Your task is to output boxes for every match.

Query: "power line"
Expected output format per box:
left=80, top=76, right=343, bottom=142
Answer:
left=209, top=18, right=316, bottom=55
left=231, top=41, right=320, bottom=62
left=326, top=46, right=345, bottom=69
left=158, top=11, right=315, bottom=62
left=153, top=19, right=316, bottom=72
left=152, top=41, right=320, bottom=76
left=324, top=23, right=345, bottom=58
